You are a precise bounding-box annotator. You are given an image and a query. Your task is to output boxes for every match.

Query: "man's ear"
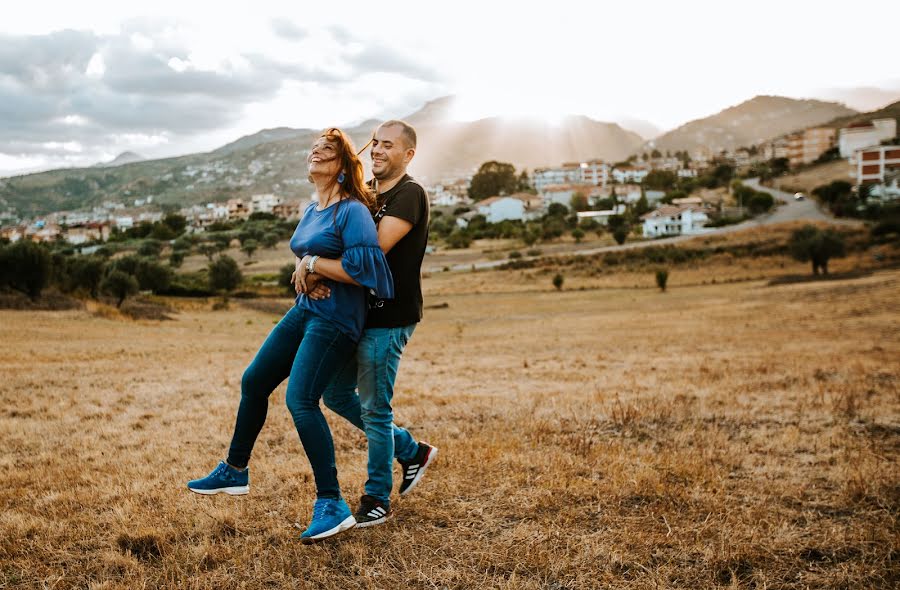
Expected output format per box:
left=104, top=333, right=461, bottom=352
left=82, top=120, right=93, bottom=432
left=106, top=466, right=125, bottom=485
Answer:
left=405, top=148, right=416, bottom=164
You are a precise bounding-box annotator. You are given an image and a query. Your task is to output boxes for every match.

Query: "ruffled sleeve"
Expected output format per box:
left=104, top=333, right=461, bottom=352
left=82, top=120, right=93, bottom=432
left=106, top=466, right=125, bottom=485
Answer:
left=339, top=201, right=394, bottom=299
left=342, top=245, right=394, bottom=299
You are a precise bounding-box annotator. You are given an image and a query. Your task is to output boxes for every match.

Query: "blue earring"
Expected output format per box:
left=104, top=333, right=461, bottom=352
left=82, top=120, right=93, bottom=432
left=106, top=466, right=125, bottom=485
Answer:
left=338, top=171, right=346, bottom=184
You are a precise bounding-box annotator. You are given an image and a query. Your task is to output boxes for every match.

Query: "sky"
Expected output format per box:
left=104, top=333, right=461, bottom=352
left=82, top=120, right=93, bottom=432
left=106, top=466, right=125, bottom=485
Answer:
left=1, top=0, right=898, bottom=177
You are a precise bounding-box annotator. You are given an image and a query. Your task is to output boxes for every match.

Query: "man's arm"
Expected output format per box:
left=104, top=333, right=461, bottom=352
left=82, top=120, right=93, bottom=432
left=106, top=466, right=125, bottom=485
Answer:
left=377, top=215, right=414, bottom=254
left=297, top=215, right=414, bottom=294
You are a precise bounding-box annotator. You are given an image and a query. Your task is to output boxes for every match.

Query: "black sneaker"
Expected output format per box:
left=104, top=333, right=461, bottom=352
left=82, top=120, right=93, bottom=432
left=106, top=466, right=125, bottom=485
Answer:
left=354, top=494, right=391, bottom=528
left=398, top=442, right=438, bottom=496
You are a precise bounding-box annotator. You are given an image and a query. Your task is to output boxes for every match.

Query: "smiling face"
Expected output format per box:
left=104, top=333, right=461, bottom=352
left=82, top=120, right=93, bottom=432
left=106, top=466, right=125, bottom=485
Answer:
left=371, top=123, right=414, bottom=181
left=307, top=137, right=341, bottom=179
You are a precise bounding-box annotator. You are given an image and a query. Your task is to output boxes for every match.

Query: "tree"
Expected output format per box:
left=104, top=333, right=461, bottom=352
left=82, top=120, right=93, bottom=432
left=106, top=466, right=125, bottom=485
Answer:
left=262, top=233, right=279, bottom=249
left=769, top=157, right=790, bottom=177
left=516, top=170, right=533, bottom=192
left=169, top=250, right=185, bottom=268
left=468, top=161, right=519, bottom=201
left=67, top=256, right=105, bottom=298
left=572, top=228, right=585, bottom=243
left=634, top=189, right=650, bottom=217
left=0, top=241, right=51, bottom=300
left=197, top=242, right=218, bottom=261
left=651, top=148, right=662, bottom=158
left=747, top=191, right=775, bottom=214
left=613, top=226, right=628, bottom=245
left=161, top=213, right=187, bottom=235
left=101, top=271, right=139, bottom=308
left=137, top=239, right=163, bottom=258
left=789, top=225, right=846, bottom=275
left=446, top=230, right=473, bottom=249
left=241, top=239, right=259, bottom=260
left=552, top=273, right=564, bottom=290
left=134, top=259, right=173, bottom=293
left=208, top=255, right=243, bottom=296
left=643, top=170, right=677, bottom=191
left=570, top=192, right=589, bottom=212
left=656, top=269, right=669, bottom=292
left=546, top=203, right=569, bottom=218
left=279, top=263, right=297, bottom=296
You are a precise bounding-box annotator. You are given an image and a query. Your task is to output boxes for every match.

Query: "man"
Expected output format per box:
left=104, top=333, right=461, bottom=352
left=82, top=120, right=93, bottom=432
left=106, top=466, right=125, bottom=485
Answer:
left=296, top=120, right=437, bottom=527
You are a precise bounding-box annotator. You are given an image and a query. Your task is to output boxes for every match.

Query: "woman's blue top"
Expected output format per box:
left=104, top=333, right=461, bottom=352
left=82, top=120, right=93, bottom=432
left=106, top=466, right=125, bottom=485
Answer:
left=289, top=199, right=393, bottom=342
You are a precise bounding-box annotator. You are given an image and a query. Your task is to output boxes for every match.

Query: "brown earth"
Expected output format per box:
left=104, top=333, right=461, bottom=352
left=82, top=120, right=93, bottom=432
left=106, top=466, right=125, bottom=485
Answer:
left=1, top=251, right=898, bottom=588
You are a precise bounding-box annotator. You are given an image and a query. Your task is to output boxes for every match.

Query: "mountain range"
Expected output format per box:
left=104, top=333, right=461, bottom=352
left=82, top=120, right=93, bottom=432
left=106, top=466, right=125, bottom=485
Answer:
left=2, top=94, right=898, bottom=219
left=648, top=96, right=858, bottom=153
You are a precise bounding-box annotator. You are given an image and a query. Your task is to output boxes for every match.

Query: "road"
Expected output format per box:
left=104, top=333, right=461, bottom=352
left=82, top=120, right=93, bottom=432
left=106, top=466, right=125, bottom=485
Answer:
left=429, top=178, right=863, bottom=273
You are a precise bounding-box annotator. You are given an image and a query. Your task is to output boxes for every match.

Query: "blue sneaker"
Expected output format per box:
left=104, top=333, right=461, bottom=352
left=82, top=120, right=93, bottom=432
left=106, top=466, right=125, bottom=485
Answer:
left=300, top=498, right=356, bottom=544
left=187, top=461, right=249, bottom=495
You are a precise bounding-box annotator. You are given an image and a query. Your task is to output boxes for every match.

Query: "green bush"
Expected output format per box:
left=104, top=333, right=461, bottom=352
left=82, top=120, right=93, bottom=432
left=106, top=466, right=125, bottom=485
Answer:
left=101, top=271, right=139, bottom=308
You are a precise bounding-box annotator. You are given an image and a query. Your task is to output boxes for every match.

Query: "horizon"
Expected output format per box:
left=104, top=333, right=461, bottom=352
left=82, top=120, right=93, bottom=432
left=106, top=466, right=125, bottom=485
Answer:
left=1, top=0, right=899, bottom=177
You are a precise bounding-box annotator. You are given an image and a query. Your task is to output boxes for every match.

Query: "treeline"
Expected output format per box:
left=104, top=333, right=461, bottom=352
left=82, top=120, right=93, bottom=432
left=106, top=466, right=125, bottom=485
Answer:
left=0, top=240, right=245, bottom=307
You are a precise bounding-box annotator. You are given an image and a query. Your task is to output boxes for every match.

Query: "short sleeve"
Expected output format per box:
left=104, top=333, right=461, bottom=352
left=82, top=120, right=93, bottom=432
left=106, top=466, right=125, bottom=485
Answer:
left=339, top=201, right=394, bottom=299
left=383, top=183, right=425, bottom=226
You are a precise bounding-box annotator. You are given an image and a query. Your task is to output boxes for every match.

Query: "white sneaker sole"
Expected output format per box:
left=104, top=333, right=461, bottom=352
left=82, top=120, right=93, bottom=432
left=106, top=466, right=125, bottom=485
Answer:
left=188, top=485, right=249, bottom=496
left=301, top=515, right=356, bottom=544
left=355, top=513, right=391, bottom=528
left=400, top=446, right=438, bottom=496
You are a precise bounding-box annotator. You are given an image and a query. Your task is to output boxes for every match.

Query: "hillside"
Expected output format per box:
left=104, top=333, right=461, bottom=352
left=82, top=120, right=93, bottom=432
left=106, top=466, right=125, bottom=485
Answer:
left=823, top=99, right=900, bottom=131
left=650, top=95, right=857, bottom=153
left=0, top=96, right=643, bottom=217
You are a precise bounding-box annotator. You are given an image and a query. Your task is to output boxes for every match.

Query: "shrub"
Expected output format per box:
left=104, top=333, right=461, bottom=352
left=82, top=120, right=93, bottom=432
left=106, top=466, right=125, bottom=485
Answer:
left=656, top=269, right=669, bottom=292
left=613, top=226, right=628, bottom=245
left=446, top=230, right=472, bottom=249
left=137, top=239, right=163, bottom=258
left=552, top=273, right=564, bottom=290
left=279, top=263, right=297, bottom=296
left=508, top=250, right=522, bottom=259
left=572, top=228, right=585, bottom=243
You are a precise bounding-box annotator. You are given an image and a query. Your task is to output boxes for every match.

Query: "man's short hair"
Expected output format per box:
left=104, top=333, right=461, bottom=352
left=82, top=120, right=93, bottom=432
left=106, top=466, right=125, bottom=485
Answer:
left=380, top=120, right=417, bottom=149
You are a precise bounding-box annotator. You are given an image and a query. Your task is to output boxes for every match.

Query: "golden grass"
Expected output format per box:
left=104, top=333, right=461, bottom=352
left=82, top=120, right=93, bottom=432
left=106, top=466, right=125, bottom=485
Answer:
left=1, top=262, right=898, bottom=588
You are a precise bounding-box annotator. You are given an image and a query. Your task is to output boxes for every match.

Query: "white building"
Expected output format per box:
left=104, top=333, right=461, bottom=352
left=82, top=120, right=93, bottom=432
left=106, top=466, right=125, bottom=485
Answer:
left=114, top=216, right=134, bottom=230
left=852, top=144, right=900, bottom=186
left=612, top=165, right=649, bottom=183
left=641, top=205, right=709, bottom=237
left=839, top=118, right=897, bottom=158
left=532, top=163, right=583, bottom=192
left=476, top=196, right=526, bottom=223
left=576, top=205, right=626, bottom=226
left=250, top=193, right=283, bottom=214
left=580, top=160, right=609, bottom=186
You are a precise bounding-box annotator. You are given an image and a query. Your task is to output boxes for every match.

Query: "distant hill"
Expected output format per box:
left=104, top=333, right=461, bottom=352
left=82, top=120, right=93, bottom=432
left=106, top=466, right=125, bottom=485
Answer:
left=94, top=151, right=145, bottom=167
left=213, top=127, right=316, bottom=155
left=649, top=96, right=857, bottom=153
left=0, top=96, right=644, bottom=217
left=616, top=118, right=664, bottom=141
left=822, top=100, right=900, bottom=131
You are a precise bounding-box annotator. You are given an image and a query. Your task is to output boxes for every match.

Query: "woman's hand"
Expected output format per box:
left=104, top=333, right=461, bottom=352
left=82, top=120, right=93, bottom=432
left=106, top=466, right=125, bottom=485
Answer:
left=296, top=255, right=312, bottom=293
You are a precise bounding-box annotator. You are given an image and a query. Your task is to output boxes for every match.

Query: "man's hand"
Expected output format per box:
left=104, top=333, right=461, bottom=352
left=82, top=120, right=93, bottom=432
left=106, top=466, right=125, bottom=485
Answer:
left=307, top=280, right=332, bottom=301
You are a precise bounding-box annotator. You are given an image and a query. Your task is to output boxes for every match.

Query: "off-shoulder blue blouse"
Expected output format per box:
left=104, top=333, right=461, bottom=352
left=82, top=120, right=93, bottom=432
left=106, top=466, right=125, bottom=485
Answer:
left=289, top=199, right=394, bottom=342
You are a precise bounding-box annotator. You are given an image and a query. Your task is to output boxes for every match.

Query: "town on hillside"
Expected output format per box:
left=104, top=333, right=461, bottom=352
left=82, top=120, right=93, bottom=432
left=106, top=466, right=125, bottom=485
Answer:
left=1, top=115, right=897, bottom=250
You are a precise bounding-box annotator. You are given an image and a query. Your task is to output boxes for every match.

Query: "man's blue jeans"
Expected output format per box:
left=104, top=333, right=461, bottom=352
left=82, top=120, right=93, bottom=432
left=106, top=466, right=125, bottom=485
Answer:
left=227, top=305, right=357, bottom=500
left=323, top=324, right=419, bottom=506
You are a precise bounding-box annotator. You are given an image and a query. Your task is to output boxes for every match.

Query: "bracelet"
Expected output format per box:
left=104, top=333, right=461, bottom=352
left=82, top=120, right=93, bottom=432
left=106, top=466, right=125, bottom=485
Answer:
left=306, top=255, right=319, bottom=274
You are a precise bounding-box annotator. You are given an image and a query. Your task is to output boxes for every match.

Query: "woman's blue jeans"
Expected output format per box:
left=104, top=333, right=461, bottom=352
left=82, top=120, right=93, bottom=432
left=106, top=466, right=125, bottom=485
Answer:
left=227, top=305, right=356, bottom=500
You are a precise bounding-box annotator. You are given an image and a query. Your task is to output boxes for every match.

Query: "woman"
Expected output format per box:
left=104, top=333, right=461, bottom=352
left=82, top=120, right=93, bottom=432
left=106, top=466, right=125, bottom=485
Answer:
left=187, top=128, right=394, bottom=544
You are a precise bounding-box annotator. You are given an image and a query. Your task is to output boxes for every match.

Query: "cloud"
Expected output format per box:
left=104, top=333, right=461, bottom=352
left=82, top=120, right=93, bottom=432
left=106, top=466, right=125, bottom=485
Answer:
left=0, top=19, right=445, bottom=178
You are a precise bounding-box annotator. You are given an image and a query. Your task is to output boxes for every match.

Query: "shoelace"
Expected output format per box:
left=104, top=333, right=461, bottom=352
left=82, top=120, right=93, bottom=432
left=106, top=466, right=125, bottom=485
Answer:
left=312, top=501, right=329, bottom=519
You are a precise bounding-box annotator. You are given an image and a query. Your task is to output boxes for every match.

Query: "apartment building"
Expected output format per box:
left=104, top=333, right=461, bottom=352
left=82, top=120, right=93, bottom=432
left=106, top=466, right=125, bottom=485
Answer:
left=852, top=144, right=900, bottom=186
left=786, top=127, right=836, bottom=167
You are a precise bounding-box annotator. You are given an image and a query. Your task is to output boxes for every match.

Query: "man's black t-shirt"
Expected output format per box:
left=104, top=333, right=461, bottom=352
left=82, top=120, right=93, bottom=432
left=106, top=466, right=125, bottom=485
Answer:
left=366, top=174, right=430, bottom=328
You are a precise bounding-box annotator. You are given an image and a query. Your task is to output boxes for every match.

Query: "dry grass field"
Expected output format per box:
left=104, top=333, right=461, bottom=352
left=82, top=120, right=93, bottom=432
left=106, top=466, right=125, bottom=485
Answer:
left=1, top=251, right=899, bottom=588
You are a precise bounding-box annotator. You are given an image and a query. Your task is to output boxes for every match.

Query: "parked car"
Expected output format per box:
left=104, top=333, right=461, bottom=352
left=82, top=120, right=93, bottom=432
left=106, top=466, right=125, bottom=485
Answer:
left=793, top=192, right=805, bottom=201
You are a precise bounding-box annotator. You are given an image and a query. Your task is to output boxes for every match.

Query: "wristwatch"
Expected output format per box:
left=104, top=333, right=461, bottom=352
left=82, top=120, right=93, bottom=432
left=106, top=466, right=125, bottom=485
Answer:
left=306, top=255, right=319, bottom=274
